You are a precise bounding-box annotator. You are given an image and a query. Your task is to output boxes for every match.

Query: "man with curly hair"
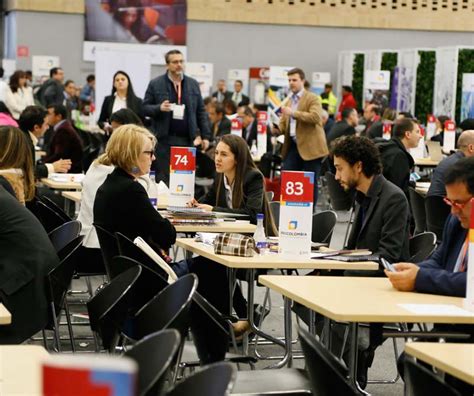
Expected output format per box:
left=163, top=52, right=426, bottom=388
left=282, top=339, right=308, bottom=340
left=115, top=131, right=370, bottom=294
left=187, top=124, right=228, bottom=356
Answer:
left=331, top=135, right=410, bottom=388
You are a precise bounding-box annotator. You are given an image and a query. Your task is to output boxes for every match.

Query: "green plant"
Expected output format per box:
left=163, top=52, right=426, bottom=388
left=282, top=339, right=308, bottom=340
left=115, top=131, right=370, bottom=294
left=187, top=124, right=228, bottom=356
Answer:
left=456, top=49, right=474, bottom=123
left=381, top=52, right=398, bottom=103
left=352, top=53, right=364, bottom=109
left=415, top=51, right=435, bottom=124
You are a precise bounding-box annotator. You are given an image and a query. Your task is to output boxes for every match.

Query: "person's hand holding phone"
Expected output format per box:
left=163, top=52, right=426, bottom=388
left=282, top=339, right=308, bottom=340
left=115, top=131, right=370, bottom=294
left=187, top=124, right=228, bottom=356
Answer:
left=385, top=263, right=419, bottom=292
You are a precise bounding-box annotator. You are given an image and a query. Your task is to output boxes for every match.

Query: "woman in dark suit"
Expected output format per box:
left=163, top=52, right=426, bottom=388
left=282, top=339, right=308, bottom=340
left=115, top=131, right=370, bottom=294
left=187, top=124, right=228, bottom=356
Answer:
left=93, top=124, right=176, bottom=253
left=98, top=71, right=144, bottom=131
left=187, top=134, right=276, bottom=362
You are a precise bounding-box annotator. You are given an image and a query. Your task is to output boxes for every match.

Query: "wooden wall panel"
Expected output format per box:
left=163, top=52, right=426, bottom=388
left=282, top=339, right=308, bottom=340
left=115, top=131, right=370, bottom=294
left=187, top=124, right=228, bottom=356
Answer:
left=5, top=0, right=84, bottom=14
left=187, top=0, right=474, bottom=32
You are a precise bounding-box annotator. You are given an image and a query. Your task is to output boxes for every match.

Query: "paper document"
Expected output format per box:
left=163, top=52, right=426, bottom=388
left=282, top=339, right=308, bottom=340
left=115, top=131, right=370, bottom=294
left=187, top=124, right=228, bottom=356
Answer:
left=399, top=304, right=474, bottom=317
left=134, top=237, right=177, bottom=284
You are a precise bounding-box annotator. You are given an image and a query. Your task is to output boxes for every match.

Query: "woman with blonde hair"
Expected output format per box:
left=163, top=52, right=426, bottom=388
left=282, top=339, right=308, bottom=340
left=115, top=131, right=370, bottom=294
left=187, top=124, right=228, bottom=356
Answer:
left=77, top=123, right=160, bottom=272
left=93, top=124, right=176, bottom=257
left=0, top=126, right=35, bottom=204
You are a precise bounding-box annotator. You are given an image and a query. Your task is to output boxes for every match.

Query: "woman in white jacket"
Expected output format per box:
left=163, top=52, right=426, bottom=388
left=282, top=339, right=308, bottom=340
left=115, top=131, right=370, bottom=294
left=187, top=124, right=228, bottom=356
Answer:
left=5, top=71, right=34, bottom=120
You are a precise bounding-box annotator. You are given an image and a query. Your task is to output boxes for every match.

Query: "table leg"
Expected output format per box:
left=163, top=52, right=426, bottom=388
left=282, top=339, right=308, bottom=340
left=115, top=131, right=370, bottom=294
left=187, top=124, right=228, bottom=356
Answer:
left=348, top=322, right=370, bottom=395
left=64, top=198, right=70, bottom=214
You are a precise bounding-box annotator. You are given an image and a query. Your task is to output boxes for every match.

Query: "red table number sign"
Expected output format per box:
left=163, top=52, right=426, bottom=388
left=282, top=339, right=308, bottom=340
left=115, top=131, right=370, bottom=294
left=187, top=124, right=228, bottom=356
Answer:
left=280, top=171, right=314, bottom=205
left=169, top=147, right=196, bottom=207
left=443, top=120, right=456, bottom=153
left=231, top=118, right=243, bottom=137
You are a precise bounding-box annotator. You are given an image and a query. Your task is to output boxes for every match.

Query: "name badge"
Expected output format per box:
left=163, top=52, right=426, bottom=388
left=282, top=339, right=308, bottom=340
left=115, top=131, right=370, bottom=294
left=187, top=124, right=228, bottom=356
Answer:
left=173, top=104, right=185, bottom=120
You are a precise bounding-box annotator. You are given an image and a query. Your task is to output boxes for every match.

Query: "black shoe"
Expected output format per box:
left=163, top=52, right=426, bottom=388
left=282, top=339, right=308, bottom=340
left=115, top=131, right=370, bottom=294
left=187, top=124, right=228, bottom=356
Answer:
left=253, top=304, right=270, bottom=326
left=357, top=347, right=375, bottom=390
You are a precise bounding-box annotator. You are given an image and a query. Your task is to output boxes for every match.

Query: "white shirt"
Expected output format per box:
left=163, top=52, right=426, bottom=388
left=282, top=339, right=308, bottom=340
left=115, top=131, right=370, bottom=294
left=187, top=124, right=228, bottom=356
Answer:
left=112, top=93, right=127, bottom=114
left=223, top=175, right=233, bottom=209
left=78, top=163, right=156, bottom=248
left=290, top=89, right=304, bottom=138
left=232, top=91, right=242, bottom=105
left=5, top=86, right=34, bottom=119
left=0, top=81, right=7, bottom=102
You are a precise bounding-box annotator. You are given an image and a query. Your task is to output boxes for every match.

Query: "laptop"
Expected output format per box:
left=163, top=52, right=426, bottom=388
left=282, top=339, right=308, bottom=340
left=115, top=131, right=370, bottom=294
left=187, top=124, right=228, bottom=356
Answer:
left=426, top=141, right=443, bottom=161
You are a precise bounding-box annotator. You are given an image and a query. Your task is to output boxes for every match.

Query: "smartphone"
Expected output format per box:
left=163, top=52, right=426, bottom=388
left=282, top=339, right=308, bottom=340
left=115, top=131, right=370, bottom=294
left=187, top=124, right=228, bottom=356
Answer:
left=381, top=258, right=396, bottom=272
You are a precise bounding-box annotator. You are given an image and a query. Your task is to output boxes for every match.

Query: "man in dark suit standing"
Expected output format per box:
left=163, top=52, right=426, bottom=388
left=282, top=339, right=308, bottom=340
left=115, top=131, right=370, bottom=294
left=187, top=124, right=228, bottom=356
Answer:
left=44, top=104, right=83, bottom=173
left=143, top=49, right=211, bottom=184
left=0, top=185, right=58, bottom=344
left=38, top=67, right=65, bottom=107
left=231, top=80, right=249, bottom=107
left=212, top=79, right=232, bottom=104
left=327, top=107, right=358, bottom=145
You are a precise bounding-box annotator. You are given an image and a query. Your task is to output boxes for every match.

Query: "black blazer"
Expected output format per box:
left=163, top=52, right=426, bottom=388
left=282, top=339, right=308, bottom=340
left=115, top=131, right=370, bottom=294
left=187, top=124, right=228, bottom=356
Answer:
left=199, top=168, right=265, bottom=224
left=347, top=175, right=410, bottom=265
left=98, top=94, right=144, bottom=129
left=0, top=186, right=58, bottom=344
left=213, top=117, right=231, bottom=139
left=326, top=120, right=356, bottom=145
left=243, top=120, right=258, bottom=146
left=93, top=167, right=176, bottom=249
left=23, top=131, right=48, bottom=179
left=212, top=91, right=233, bottom=103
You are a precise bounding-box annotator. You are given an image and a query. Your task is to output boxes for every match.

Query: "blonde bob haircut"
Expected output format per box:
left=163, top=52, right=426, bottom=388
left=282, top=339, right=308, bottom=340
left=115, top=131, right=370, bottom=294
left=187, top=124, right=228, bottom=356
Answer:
left=105, top=124, right=156, bottom=172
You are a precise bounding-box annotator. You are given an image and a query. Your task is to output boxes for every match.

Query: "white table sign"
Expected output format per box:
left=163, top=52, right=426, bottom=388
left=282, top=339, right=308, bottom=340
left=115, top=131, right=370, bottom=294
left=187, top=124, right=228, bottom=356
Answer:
left=278, top=171, right=314, bottom=257
left=443, top=120, right=456, bottom=153
left=231, top=118, right=243, bottom=137
left=426, top=115, right=437, bottom=141
left=169, top=147, right=196, bottom=207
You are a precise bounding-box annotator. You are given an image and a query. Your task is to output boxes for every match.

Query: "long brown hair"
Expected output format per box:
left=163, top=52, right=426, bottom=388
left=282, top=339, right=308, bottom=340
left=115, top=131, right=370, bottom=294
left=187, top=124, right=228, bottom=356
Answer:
left=9, top=70, right=26, bottom=93
left=0, top=126, right=35, bottom=200
left=215, top=134, right=277, bottom=236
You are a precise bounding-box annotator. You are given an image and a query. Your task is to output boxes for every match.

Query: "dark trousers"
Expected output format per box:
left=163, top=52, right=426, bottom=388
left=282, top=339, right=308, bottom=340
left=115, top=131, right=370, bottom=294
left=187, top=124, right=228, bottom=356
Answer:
left=153, top=136, right=192, bottom=184
left=282, top=139, right=322, bottom=206
left=187, top=256, right=248, bottom=363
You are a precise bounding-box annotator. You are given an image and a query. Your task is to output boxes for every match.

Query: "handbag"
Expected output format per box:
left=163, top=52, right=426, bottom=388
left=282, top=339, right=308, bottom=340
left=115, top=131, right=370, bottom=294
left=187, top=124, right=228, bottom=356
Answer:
left=213, top=233, right=256, bottom=257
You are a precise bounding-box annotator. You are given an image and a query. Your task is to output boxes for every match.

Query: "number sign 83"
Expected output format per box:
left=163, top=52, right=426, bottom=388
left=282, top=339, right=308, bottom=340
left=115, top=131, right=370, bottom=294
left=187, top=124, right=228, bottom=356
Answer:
left=285, top=181, right=304, bottom=196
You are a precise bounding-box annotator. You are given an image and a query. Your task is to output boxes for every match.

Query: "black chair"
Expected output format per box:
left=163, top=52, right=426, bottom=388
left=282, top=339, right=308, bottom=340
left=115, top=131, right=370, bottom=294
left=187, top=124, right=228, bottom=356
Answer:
left=124, top=329, right=181, bottom=396
left=48, top=220, right=82, bottom=253
left=43, top=235, right=84, bottom=352
left=131, top=274, right=198, bottom=342
left=404, top=358, right=462, bottom=396
left=115, top=232, right=169, bottom=280
left=112, top=256, right=168, bottom=317
left=299, top=327, right=358, bottom=396
left=409, top=232, right=437, bottom=263
left=40, top=195, right=72, bottom=222
left=311, top=210, right=337, bottom=244
left=87, top=265, right=142, bottom=352
left=36, top=200, right=67, bottom=233
left=94, top=224, right=120, bottom=279
left=325, top=171, right=354, bottom=211
left=409, top=187, right=427, bottom=235
left=425, top=195, right=451, bottom=242
left=166, top=362, right=236, bottom=396
left=269, top=201, right=280, bottom=227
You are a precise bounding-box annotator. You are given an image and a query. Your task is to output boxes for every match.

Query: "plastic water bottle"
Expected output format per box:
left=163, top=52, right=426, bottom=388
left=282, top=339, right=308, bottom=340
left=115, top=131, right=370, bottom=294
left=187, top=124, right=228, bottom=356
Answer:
left=253, top=213, right=268, bottom=255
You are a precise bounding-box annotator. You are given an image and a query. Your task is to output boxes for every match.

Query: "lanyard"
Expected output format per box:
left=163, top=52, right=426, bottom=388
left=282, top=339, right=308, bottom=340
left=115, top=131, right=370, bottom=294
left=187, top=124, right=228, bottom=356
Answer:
left=459, top=233, right=469, bottom=272
left=174, top=82, right=182, bottom=105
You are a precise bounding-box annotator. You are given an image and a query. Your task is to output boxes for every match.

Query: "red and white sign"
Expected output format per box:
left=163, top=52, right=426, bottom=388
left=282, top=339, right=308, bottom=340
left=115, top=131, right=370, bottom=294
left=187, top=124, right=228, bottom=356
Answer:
left=169, top=147, right=196, bottom=207
left=16, top=45, right=29, bottom=57
left=443, top=120, right=456, bottom=153
left=278, top=171, right=314, bottom=257
left=257, top=111, right=268, bottom=123
left=382, top=123, right=391, bottom=140
left=256, top=121, right=268, bottom=157
left=231, top=118, right=243, bottom=137
left=426, top=114, right=437, bottom=140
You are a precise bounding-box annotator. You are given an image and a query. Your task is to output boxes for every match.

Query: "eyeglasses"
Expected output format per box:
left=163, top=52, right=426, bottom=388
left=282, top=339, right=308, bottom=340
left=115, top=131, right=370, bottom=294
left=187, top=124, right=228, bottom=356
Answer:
left=443, top=196, right=472, bottom=210
left=142, top=150, right=154, bottom=158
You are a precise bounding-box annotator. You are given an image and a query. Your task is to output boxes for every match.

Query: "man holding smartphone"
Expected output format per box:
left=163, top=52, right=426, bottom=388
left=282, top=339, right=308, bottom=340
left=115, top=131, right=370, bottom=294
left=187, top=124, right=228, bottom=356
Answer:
left=386, top=157, right=472, bottom=297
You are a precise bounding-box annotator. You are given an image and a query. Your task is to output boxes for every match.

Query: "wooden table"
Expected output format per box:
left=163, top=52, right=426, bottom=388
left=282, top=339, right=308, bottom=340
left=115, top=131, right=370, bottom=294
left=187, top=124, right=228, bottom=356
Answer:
left=258, top=276, right=474, bottom=390
left=175, top=238, right=377, bottom=270
left=405, top=343, right=474, bottom=385
left=177, top=238, right=378, bottom=369
left=40, top=178, right=82, bottom=190
left=0, top=304, right=11, bottom=325
left=174, top=222, right=256, bottom=234
left=414, top=157, right=440, bottom=168
left=0, top=345, right=48, bottom=395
